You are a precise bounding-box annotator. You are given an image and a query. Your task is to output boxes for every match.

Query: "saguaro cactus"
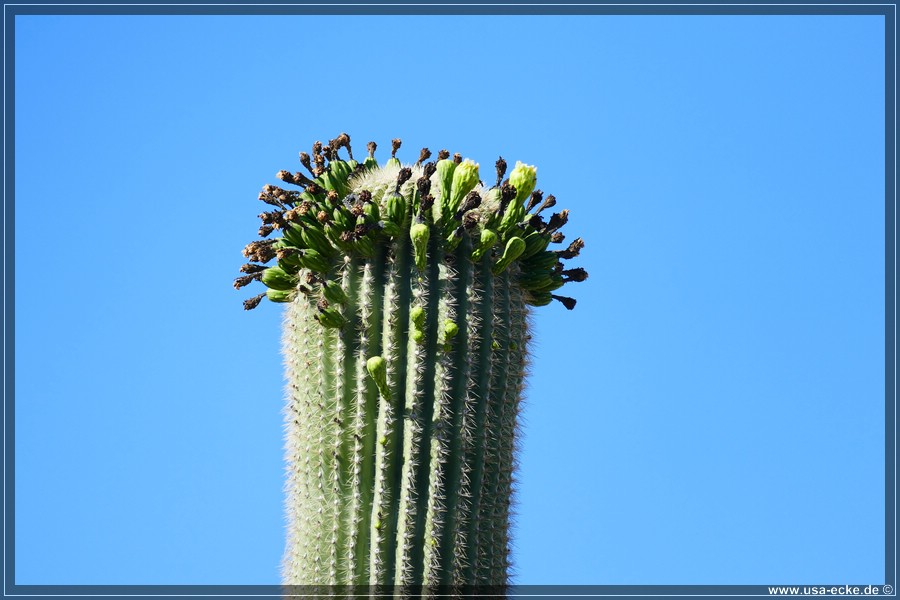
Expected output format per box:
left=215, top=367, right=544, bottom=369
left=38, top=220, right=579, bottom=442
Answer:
left=235, top=134, right=587, bottom=590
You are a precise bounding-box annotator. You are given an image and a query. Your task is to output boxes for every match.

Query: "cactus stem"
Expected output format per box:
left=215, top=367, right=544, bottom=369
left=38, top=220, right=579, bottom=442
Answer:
left=369, top=235, right=412, bottom=585
left=432, top=239, right=474, bottom=587
left=335, top=258, right=361, bottom=580
left=394, top=230, right=443, bottom=588
left=460, top=253, right=495, bottom=583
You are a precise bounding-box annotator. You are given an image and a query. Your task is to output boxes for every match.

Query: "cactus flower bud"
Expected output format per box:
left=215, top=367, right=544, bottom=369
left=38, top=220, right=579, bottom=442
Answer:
left=262, top=265, right=299, bottom=291
left=472, top=228, right=498, bottom=262
left=509, top=161, right=537, bottom=207
left=446, top=159, right=480, bottom=219
left=410, top=222, right=430, bottom=272
left=435, top=157, right=457, bottom=210
left=266, top=288, right=295, bottom=303
left=323, top=279, right=348, bottom=305
left=492, top=236, right=526, bottom=274
left=411, top=305, right=426, bottom=329
left=443, top=320, right=459, bottom=342
left=366, top=355, right=390, bottom=400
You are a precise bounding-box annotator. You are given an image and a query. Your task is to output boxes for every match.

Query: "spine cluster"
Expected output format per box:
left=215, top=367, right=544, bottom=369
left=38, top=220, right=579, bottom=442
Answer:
left=236, top=135, right=587, bottom=589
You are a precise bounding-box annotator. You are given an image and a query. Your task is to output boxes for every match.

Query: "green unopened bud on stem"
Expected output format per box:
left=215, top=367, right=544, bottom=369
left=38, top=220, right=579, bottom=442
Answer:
left=446, top=159, right=480, bottom=220
left=492, top=236, right=526, bottom=274
left=366, top=355, right=390, bottom=400
left=410, top=222, right=430, bottom=272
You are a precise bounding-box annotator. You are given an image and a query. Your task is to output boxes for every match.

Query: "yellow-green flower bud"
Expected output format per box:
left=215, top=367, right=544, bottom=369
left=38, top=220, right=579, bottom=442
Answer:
left=508, top=161, right=537, bottom=207
left=410, top=222, right=430, bottom=272
left=366, top=355, right=390, bottom=400
left=261, top=265, right=299, bottom=291
left=323, top=280, right=348, bottom=305
left=266, top=288, right=295, bottom=303
left=447, top=159, right=480, bottom=218
left=411, top=305, right=426, bottom=329
left=471, top=228, right=498, bottom=262
left=435, top=158, right=456, bottom=207
left=443, top=320, right=459, bottom=342
left=492, top=236, right=526, bottom=274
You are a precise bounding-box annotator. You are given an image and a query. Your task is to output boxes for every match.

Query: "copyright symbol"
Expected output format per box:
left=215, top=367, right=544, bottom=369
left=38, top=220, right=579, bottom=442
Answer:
left=884, top=584, right=894, bottom=594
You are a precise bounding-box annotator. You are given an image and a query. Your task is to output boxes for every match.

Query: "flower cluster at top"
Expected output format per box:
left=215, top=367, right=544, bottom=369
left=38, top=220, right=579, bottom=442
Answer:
left=235, top=134, right=587, bottom=322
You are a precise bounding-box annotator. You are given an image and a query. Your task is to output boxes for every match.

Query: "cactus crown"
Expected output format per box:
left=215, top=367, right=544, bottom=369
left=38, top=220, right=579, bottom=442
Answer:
left=235, top=134, right=587, bottom=319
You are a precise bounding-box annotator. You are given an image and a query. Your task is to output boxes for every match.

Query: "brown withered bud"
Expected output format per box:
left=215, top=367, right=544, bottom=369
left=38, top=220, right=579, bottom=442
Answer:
left=419, top=194, right=435, bottom=213
left=243, top=293, right=266, bottom=311
left=417, top=175, right=432, bottom=198
left=354, top=223, right=370, bottom=238
left=526, top=189, right=543, bottom=212
left=321, top=144, right=333, bottom=161
left=495, top=156, right=508, bottom=187
left=317, top=298, right=330, bottom=311
left=255, top=244, right=277, bottom=263
left=240, top=263, right=267, bottom=274
left=556, top=237, right=584, bottom=260
left=339, top=230, right=354, bottom=243
left=367, top=141, right=377, bottom=157
left=498, top=182, right=518, bottom=215
left=327, top=190, right=340, bottom=205
left=276, top=247, right=300, bottom=261
left=463, top=211, right=480, bottom=229
left=350, top=203, right=365, bottom=217
left=397, top=167, right=413, bottom=191
left=233, top=274, right=259, bottom=290
left=437, top=149, right=450, bottom=160
left=298, top=285, right=311, bottom=296
left=551, top=295, right=577, bottom=310
left=299, top=152, right=314, bottom=175
left=297, top=201, right=312, bottom=215
left=313, top=141, right=323, bottom=156
left=544, top=210, right=569, bottom=233
left=550, top=231, right=565, bottom=244
left=535, top=194, right=556, bottom=215
left=358, top=189, right=372, bottom=204
left=334, top=132, right=351, bottom=153
left=455, top=190, right=482, bottom=219
left=528, top=214, right=546, bottom=230
left=259, top=210, right=281, bottom=225
left=305, top=183, right=322, bottom=196
left=422, top=161, right=437, bottom=179
left=305, top=272, right=321, bottom=285
left=242, top=240, right=269, bottom=258
left=316, top=210, right=329, bottom=224
left=391, top=138, right=402, bottom=157
left=452, top=153, right=462, bottom=165
left=561, top=267, right=589, bottom=283
left=313, top=165, right=325, bottom=177
left=416, top=147, right=432, bottom=165
left=276, top=170, right=311, bottom=187
left=258, top=224, right=275, bottom=238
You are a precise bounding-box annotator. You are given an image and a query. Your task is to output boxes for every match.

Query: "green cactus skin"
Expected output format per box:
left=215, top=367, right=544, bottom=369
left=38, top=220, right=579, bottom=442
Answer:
left=237, top=135, right=587, bottom=590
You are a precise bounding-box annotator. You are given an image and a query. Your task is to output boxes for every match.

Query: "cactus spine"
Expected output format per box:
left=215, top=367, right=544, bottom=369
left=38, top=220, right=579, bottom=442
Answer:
left=236, top=135, right=587, bottom=589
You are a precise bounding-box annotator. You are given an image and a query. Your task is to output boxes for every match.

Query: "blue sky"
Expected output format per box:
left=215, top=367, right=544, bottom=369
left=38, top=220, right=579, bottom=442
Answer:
left=13, top=13, right=885, bottom=585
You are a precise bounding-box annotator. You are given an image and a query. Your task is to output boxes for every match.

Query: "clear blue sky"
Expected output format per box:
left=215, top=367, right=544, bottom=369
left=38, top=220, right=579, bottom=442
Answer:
left=14, top=13, right=885, bottom=585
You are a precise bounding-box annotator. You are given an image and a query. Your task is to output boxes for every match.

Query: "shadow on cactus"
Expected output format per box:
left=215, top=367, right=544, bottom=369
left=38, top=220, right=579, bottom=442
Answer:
left=235, top=134, right=587, bottom=591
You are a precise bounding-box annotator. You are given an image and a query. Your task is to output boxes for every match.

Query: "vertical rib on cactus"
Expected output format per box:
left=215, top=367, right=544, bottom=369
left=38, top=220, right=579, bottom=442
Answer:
left=237, top=134, right=587, bottom=590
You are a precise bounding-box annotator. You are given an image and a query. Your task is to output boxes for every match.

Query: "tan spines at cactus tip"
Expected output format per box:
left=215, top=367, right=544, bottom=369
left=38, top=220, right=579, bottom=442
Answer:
left=235, top=133, right=588, bottom=590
